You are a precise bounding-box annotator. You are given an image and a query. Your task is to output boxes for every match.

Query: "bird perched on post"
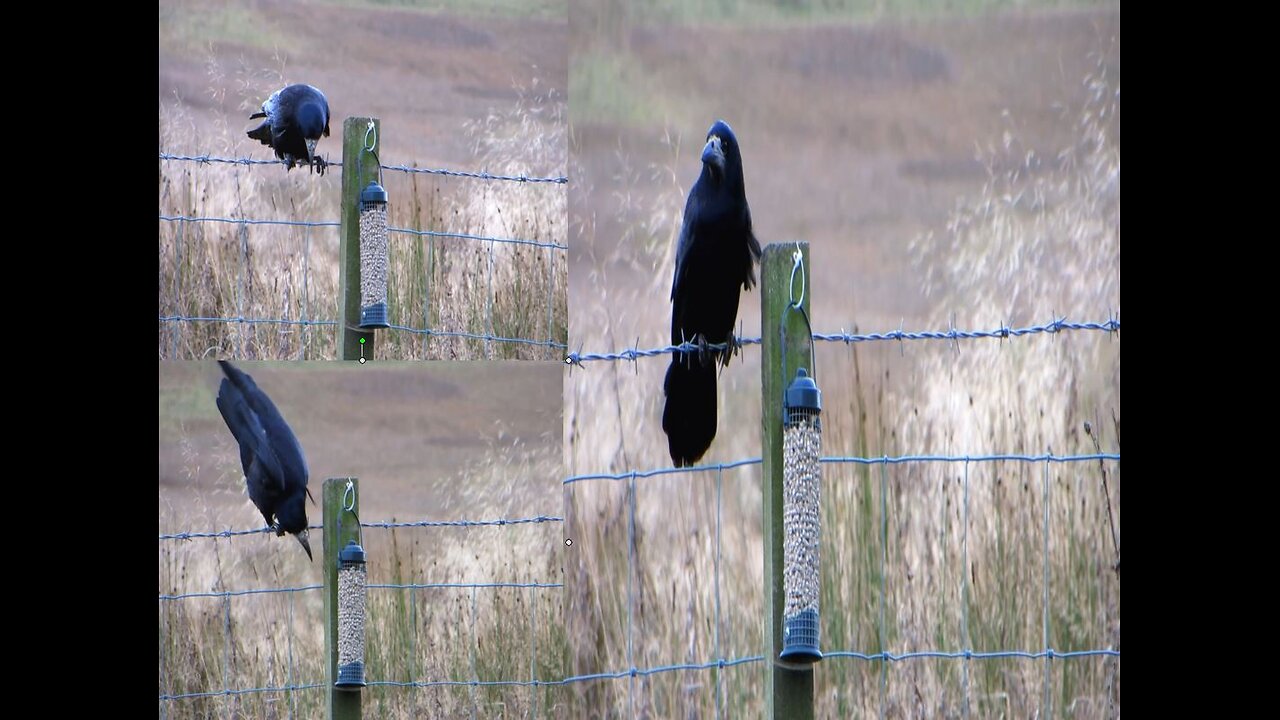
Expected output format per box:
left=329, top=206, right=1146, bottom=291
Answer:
left=247, top=83, right=331, bottom=175
left=215, top=361, right=314, bottom=560
left=662, top=120, right=762, bottom=467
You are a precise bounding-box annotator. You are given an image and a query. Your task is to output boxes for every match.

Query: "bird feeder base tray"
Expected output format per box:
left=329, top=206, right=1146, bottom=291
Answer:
left=359, top=302, right=390, bottom=329
left=780, top=608, right=822, bottom=664
left=336, top=660, right=367, bottom=690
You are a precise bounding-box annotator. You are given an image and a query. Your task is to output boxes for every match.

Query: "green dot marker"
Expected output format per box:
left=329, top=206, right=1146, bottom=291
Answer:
left=359, top=338, right=366, bottom=344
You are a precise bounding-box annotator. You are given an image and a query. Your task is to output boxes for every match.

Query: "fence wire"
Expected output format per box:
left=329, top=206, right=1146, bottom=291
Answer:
left=565, top=451, right=1121, bottom=714
left=565, top=316, right=1120, bottom=366
left=159, top=151, right=566, bottom=359
left=158, top=513, right=562, bottom=709
left=159, top=153, right=568, bottom=183
left=564, top=316, right=1121, bottom=716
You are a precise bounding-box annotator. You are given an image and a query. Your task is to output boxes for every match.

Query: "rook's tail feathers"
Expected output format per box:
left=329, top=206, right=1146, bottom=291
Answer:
left=247, top=120, right=273, bottom=146
left=662, top=357, right=719, bottom=467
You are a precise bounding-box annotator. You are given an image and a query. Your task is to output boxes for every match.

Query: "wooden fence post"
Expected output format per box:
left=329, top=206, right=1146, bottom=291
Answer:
left=761, top=242, right=815, bottom=719
left=340, top=117, right=381, bottom=361
left=324, top=477, right=362, bottom=720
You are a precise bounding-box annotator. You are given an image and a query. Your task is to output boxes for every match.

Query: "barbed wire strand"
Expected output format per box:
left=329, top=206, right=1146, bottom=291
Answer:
left=563, top=453, right=1118, bottom=486
left=157, top=215, right=565, bottom=250
left=158, top=153, right=567, bottom=184
left=161, top=647, right=1120, bottom=702
left=564, top=317, right=1120, bottom=366
left=160, top=514, right=562, bottom=541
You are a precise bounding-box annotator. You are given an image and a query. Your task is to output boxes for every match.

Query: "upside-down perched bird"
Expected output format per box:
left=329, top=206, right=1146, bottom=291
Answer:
left=215, top=361, right=314, bottom=560
left=247, top=84, right=331, bottom=174
left=662, top=120, right=762, bottom=467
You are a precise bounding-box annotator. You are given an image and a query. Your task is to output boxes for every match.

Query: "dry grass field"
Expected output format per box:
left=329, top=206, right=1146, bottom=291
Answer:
left=565, top=2, right=1120, bottom=716
left=158, top=0, right=568, bottom=360
left=159, top=362, right=570, bottom=717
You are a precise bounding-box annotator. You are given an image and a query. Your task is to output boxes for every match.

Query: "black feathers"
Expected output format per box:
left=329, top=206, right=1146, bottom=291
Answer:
left=662, top=120, right=762, bottom=467
left=215, top=361, right=313, bottom=560
left=247, top=84, right=331, bottom=175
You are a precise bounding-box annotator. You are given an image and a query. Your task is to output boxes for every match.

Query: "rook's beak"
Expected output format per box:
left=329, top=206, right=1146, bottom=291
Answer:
left=295, top=529, right=313, bottom=561
left=702, top=135, right=725, bottom=181
left=305, top=138, right=319, bottom=164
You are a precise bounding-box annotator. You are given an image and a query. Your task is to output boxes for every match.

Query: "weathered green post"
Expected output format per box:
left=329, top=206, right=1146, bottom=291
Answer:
left=340, top=117, right=381, bottom=360
left=324, top=477, right=363, bottom=720
left=761, top=242, right=815, bottom=718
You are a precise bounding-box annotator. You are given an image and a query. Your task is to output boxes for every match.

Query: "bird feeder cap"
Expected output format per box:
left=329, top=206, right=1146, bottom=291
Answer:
left=339, top=540, right=367, bottom=565
left=785, top=368, right=821, bottom=413
left=360, top=181, right=388, bottom=207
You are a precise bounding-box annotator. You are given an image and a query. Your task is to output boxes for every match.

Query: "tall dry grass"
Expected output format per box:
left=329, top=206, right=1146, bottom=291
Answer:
left=158, top=64, right=566, bottom=361
left=565, top=63, right=1119, bottom=717
left=159, top=437, right=569, bottom=719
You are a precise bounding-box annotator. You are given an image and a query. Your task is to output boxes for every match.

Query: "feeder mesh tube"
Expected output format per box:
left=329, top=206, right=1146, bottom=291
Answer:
left=338, top=563, right=367, bottom=667
left=359, top=205, right=388, bottom=308
left=783, top=410, right=821, bottom=621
